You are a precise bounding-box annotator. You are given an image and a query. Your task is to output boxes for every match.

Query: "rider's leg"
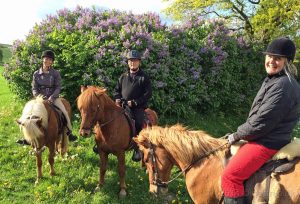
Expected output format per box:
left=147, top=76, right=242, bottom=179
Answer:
left=221, top=142, right=277, bottom=201
left=131, top=108, right=144, bottom=162
left=54, top=98, right=77, bottom=141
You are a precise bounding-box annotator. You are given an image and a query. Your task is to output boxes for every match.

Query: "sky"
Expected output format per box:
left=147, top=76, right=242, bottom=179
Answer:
left=0, top=0, right=171, bottom=45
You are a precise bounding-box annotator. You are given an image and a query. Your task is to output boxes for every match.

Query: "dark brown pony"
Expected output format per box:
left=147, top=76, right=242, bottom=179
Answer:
left=77, top=86, right=158, bottom=197
left=17, top=96, right=71, bottom=184
left=134, top=124, right=300, bottom=204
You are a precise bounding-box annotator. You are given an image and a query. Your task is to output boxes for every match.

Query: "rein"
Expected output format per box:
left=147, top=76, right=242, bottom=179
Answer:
left=149, top=139, right=229, bottom=187
left=99, top=109, right=125, bottom=128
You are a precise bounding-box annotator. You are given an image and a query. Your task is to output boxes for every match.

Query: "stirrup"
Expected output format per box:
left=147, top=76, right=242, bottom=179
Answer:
left=16, top=138, right=30, bottom=145
left=67, top=132, right=77, bottom=141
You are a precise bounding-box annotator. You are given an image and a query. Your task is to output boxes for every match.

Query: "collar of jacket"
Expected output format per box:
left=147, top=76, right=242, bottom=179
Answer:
left=267, top=70, right=286, bottom=79
left=38, top=67, right=53, bottom=74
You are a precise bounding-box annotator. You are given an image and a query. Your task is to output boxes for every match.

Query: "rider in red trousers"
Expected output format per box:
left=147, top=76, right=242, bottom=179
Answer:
left=222, top=37, right=300, bottom=204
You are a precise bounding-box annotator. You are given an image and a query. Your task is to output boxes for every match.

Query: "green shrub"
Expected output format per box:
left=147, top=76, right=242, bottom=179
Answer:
left=3, top=7, right=264, bottom=117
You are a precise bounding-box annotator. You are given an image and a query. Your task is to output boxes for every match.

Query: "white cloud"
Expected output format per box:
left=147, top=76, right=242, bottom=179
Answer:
left=0, top=0, right=171, bottom=45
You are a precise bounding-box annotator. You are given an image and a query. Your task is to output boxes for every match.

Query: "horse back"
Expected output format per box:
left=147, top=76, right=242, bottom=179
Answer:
left=245, top=158, right=300, bottom=204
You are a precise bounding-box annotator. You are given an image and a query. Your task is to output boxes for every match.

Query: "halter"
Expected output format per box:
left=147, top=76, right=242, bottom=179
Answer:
left=147, top=140, right=228, bottom=188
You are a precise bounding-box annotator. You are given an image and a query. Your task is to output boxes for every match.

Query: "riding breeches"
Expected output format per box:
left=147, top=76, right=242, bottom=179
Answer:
left=221, top=142, right=278, bottom=198
left=131, top=108, right=145, bottom=135
left=53, top=98, right=72, bottom=131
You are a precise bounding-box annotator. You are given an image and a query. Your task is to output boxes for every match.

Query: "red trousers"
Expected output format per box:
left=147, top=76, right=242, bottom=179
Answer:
left=221, top=142, right=278, bottom=198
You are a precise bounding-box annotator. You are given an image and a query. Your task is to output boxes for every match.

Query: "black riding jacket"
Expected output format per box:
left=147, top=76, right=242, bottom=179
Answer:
left=236, top=71, right=300, bottom=150
left=113, top=69, right=152, bottom=109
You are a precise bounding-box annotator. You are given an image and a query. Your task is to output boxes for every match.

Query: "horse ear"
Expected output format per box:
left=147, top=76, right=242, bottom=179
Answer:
left=80, top=85, right=87, bottom=93
left=36, top=117, right=43, bottom=127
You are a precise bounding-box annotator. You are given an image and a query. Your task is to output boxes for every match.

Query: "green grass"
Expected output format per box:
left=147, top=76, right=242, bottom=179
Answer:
left=0, top=64, right=240, bottom=203
left=2, top=64, right=298, bottom=203
left=0, top=66, right=192, bottom=203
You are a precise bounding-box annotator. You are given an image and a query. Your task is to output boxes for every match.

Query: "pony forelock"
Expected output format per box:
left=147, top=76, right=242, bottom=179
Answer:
left=18, top=97, right=48, bottom=143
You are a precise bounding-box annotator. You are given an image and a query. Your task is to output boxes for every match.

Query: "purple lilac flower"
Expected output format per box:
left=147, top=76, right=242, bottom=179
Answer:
left=123, top=40, right=131, bottom=49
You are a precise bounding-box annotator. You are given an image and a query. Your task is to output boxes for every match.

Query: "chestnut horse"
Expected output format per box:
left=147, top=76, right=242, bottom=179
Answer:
left=134, top=124, right=300, bottom=204
left=77, top=86, right=158, bottom=197
left=17, top=96, right=71, bottom=184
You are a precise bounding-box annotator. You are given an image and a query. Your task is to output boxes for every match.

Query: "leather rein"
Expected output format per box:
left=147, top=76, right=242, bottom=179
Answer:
left=148, top=140, right=228, bottom=188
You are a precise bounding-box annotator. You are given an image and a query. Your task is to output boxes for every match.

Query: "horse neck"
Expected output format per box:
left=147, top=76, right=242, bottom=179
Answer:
left=184, top=151, right=225, bottom=203
left=96, top=97, right=124, bottom=126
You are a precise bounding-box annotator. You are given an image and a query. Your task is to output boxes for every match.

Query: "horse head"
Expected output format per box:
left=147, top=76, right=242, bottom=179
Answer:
left=134, top=127, right=173, bottom=196
left=77, top=86, right=108, bottom=137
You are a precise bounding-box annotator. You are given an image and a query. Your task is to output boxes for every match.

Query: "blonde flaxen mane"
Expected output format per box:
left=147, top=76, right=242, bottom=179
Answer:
left=139, top=124, right=227, bottom=164
left=18, top=96, right=48, bottom=144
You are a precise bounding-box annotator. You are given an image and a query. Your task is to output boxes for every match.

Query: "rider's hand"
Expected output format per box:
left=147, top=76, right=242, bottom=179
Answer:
left=48, top=96, right=55, bottom=104
left=227, top=133, right=239, bottom=145
left=128, top=100, right=137, bottom=108
left=115, top=99, right=121, bottom=107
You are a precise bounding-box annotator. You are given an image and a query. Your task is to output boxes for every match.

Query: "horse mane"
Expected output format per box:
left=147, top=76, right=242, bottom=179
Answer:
left=18, top=96, right=48, bottom=142
left=139, top=124, right=227, bottom=164
left=77, top=86, right=116, bottom=109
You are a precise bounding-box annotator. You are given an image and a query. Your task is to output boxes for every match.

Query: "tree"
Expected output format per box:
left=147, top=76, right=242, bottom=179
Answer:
left=163, top=0, right=300, bottom=44
left=251, top=0, right=300, bottom=43
left=164, top=0, right=257, bottom=39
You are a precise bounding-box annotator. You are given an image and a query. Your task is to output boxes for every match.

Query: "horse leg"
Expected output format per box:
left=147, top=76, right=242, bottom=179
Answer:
left=35, top=151, right=43, bottom=185
left=95, top=150, right=108, bottom=192
left=48, top=144, right=56, bottom=176
left=116, top=151, right=127, bottom=198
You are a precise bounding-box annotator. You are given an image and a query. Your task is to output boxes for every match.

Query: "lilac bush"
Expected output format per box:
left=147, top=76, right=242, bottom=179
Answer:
left=4, top=6, right=263, bottom=117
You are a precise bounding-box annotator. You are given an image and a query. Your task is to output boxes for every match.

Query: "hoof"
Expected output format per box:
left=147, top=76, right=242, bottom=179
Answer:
left=118, top=188, right=127, bottom=198
left=94, top=184, right=102, bottom=193
left=35, top=179, right=40, bottom=186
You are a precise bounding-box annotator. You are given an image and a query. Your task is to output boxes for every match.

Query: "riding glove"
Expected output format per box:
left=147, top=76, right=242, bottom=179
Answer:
left=227, top=132, right=240, bottom=145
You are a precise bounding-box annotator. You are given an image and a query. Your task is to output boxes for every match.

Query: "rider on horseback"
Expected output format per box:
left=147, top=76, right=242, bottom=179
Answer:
left=113, top=49, right=152, bottom=162
left=16, top=50, right=77, bottom=145
left=222, top=37, right=300, bottom=204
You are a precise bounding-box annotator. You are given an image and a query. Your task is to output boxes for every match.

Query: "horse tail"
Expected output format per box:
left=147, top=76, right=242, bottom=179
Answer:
left=18, top=97, right=48, bottom=146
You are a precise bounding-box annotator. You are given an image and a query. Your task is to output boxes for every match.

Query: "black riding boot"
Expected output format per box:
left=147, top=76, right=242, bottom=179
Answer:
left=93, top=144, right=98, bottom=154
left=67, top=131, right=77, bottom=141
left=16, top=138, right=30, bottom=145
left=132, top=144, right=142, bottom=162
left=224, top=196, right=245, bottom=204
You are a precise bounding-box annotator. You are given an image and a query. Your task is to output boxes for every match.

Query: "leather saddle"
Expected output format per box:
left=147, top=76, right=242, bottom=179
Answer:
left=244, top=158, right=299, bottom=203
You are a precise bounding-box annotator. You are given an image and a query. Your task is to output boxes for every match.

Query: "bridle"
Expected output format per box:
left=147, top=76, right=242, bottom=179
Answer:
left=147, top=140, right=228, bottom=189
left=80, top=92, right=125, bottom=133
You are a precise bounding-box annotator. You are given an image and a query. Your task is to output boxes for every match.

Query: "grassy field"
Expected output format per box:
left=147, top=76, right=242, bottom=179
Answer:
left=0, top=63, right=248, bottom=203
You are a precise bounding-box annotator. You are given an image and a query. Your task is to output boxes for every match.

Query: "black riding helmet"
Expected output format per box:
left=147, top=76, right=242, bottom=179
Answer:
left=263, top=37, right=296, bottom=62
left=127, top=50, right=141, bottom=60
left=41, top=50, right=55, bottom=61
